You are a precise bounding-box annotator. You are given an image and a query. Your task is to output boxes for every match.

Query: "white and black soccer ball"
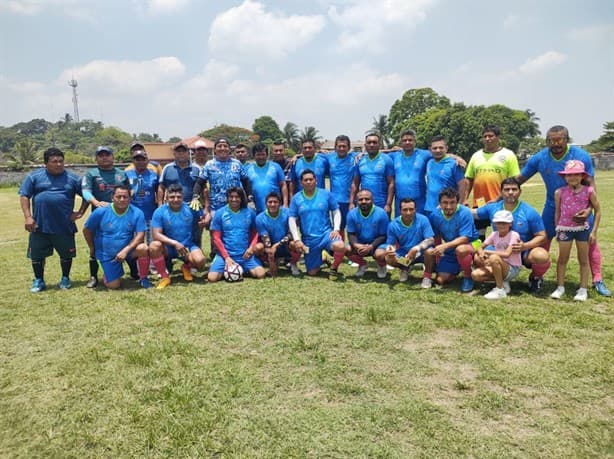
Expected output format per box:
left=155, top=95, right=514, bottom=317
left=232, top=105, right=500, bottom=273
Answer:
left=223, top=263, right=244, bottom=282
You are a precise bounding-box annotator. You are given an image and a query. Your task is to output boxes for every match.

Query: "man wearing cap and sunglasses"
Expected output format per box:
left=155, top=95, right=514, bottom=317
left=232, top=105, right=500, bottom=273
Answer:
left=125, top=148, right=159, bottom=243
left=125, top=141, right=162, bottom=176
left=82, top=145, right=131, bottom=288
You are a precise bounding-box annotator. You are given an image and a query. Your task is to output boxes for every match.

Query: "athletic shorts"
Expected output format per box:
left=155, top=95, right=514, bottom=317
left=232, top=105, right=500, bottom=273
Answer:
left=557, top=229, right=590, bottom=242
left=166, top=244, right=201, bottom=261
left=338, top=202, right=349, bottom=231
left=304, top=232, right=342, bottom=272
left=504, top=265, right=521, bottom=281
left=209, top=254, right=263, bottom=274
left=100, top=251, right=137, bottom=283
left=28, top=232, right=76, bottom=260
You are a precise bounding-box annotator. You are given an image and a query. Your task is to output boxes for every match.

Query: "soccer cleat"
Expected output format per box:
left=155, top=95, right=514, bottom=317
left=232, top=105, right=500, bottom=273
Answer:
left=59, top=276, right=72, bottom=290
left=376, top=265, right=387, bottom=279
left=181, top=264, right=194, bottom=282
left=550, top=286, right=565, bottom=299
left=484, top=287, right=507, bottom=300
left=328, top=269, right=339, bottom=281
left=30, top=278, right=46, bottom=293
left=460, top=278, right=474, bottom=293
left=355, top=264, right=368, bottom=278
left=347, top=260, right=359, bottom=267
left=574, top=288, right=588, bottom=302
left=290, top=264, right=301, bottom=277
left=503, top=281, right=511, bottom=294
left=593, top=280, right=612, bottom=297
left=399, top=270, right=409, bottom=282
left=86, top=276, right=98, bottom=288
left=528, top=275, right=543, bottom=294
left=139, top=278, right=153, bottom=289
left=421, top=277, right=432, bottom=289
left=156, top=278, right=171, bottom=289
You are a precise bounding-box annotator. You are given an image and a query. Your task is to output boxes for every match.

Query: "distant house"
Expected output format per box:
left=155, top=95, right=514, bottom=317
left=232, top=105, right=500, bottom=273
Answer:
left=140, top=136, right=214, bottom=165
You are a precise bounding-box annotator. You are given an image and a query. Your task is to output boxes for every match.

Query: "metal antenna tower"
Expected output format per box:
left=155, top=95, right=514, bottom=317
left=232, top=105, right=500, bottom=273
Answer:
left=68, top=77, right=80, bottom=122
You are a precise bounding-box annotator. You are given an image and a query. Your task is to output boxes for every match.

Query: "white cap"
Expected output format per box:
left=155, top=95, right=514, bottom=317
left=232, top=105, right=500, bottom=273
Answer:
left=492, top=210, right=513, bottom=223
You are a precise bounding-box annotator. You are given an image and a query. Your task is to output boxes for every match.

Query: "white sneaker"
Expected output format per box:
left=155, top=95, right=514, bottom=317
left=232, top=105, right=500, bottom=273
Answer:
left=290, top=264, right=301, bottom=276
left=355, top=265, right=368, bottom=278
left=550, top=286, right=565, bottom=299
left=574, top=288, right=588, bottom=302
left=485, top=287, right=507, bottom=300
left=386, top=264, right=394, bottom=271
left=503, top=281, right=511, bottom=294
left=377, top=265, right=387, bottom=279
left=421, top=278, right=432, bottom=289
left=399, top=270, right=408, bottom=282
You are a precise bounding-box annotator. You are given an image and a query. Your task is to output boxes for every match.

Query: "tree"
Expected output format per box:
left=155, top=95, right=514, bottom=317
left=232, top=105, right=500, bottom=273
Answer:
left=168, top=136, right=182, bottom=144
left=388, top=88, right=451, bottom=140
left=282, top=122, right=300, bottom=152
left=6, top=139, right=40, bottom=170
left=199, top=124, right=254, bottom=146
left=371, top=114, right=392, bottom=148
left=299, top=126, right=322, bottom=146
left=586, top=121, right=614, bottom=152
left=252, top=116, right=283, bottom=143
left=518, top=136, right=546, bottom=159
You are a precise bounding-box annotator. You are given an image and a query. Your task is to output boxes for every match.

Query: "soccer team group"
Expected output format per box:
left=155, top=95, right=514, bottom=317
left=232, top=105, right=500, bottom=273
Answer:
left=19, top=124, right=609, bottom=301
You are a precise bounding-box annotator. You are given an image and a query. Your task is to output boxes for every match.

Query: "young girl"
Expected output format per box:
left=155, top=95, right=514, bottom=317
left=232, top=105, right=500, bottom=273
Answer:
left=472, top=210, right=522, bottom=300
left=551, top=160, right=601, bottom=301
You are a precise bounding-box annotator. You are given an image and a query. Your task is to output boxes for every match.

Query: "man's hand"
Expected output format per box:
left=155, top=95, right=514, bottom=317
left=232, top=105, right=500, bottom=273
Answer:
left=24, top=216, right=37, bottom=232
left=430, top=244, right=447, bottom=257
left=174, top=242, right=188, bottom=258
left=115, top=247, right=130, bottom=263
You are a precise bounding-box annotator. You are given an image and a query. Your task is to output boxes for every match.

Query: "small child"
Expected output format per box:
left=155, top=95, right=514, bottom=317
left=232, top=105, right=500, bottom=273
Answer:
left=551, top=160, right=601, bottom=301
left=472, top=210, right=522, bottom=300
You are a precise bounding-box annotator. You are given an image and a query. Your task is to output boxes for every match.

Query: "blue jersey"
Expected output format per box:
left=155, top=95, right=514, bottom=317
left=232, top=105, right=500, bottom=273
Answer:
left=200, top=158, right=247, bottom=211
left=289, top=188, right=338, bottom=244
left=355, top=152, right=394, bottom=208
left=84, top=204, right=146, bottom=261
left=18, top=168, right=82, bottom=234
left=151, top=203, right=200, bottom=247
left=346, top=205, right=389, bottom=244
left=390, top=149, right=431, bottom=214
left=521, top=145, right=594, bottom=210
left=326, top=151, right=356, bottom=204
left=476, top=201, right=545, bottom=244
left=429, top=205, right=478, bottom=255
left=126, top=168, right=158, bottom=221
left=385, top=213, right=434, bottom=253
left=290, top=154, right=329, bottom=192
left=245, top=161, right=285, bottom=213
left=82, top=167, right=130, bottom=203
left=210, top=205, right=256, bottom=259
left=256, top=207, right=290, bottom=243
left=425, top=156, right=465, bottom=213
left=160, top=162, right=200, bottom=203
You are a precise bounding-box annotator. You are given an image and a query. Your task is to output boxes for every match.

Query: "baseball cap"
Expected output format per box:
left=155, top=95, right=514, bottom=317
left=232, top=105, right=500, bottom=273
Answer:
left=130, top=141, right=145, bottom=150
left=558, top=159, right=588, bottom=176
left=173, top=141, right=189, bottom=151
left=131, top=149, right=147, bottom=159
left=95, top=146, right=113, bottom=155
left=492, top=210, right=514, bottom=224
left=193, top=140, right=209, bottom=150
left=214, top=137, right=230, bottom=148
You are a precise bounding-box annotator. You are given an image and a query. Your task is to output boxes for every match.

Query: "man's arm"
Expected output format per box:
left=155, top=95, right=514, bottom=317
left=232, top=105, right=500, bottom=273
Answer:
left=349, top=176, right=360, bottom=209
left=20, top=195, right=36, bottom=232
left=385, top=175, right=394, bottom=215
left=280, top=181, right=289, bottom=207
left=461, top=178, right=473, bottom=206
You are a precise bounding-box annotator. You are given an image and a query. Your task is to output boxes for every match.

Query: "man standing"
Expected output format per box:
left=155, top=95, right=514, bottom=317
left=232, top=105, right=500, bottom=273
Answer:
left=473, top=178, right=550, bottom=293
left=462, top=126, right=520, bottom=239
left=344, top=190, right=389, bottom=278
left=245, top=143, right=288, bottom=213
left=424, top=136, right=466, bottom=215
left=351, top=132, right=394, bottom=215
left=192, top=140, right=210, bottom=173
left=516, top=125, right=610, bottom=296
left=376, top=198, right=434, bottom=283
left=125, top=148, right=159, bottom=242
left=19, top=147, right=88, bottom=292
left=289, top=170, right=346, bottom=277
left=82, top=145, right=131, bottom=288
left=83, top=186, right=152, bottom=289
left=149, top=184, right=206, bottom=289
left=424, top=188, right=479, bottom=291
left=271, top=140, right=292, bottom=190
left=289, top=139, right=329, bottom=196
left=125, top=141, right=162, bottom=176
left=389, top=129, right=432, bottom=215
left=234, top=143, right=250, bottom=165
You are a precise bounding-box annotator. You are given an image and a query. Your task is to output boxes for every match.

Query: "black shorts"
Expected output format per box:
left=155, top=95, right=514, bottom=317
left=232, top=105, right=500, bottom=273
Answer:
left=27, top=232, right=76, bottom=260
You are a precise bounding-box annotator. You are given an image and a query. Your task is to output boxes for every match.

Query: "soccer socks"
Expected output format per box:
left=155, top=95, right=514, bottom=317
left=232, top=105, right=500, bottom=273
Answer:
left=60, top=258, right=72, bottom=278
left=457, top=250, right=474, bottom=278
left=589, top=241, right=603, bottom=283
left=32, top=259, right=45, bottom=280
left=151, top=256, right=169, bottom=279
left=136, top=256, right=150, bottom=280
left=531, top=259, right=551, bottom=279
left=89, top=256, right=99, bottom=278
left=348, top=253, right=367, bottom=267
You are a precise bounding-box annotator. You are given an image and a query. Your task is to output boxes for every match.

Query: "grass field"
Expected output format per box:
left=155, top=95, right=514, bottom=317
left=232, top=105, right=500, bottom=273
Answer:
left=1, top=173, right=612, bottom=457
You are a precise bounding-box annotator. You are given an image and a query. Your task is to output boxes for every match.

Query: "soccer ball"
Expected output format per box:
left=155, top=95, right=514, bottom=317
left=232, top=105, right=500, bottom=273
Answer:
left=223, top=263, right=244, bottom=282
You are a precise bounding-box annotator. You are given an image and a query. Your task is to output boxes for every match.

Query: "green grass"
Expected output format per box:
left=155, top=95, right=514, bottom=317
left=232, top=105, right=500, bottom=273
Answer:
left=1, top=173, right=612, bottom=457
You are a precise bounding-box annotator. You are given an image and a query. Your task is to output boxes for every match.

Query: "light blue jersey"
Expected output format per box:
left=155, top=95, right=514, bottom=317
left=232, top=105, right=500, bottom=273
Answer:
left=126, top=168, right=158, bottom=221
left=246, top=161, right=285, bottom=213
left=326, top=151, right=356, bottom=204
left=354, top=153, right=394, bottom=208
left=390, top=149, right=431, bottom=215
left=151, top=203, right=200, bottom=247
left=289, top=188, right=338, bottom=245
left=210, top=205, right=257, bottom=259
left=385, top=213, right=434, bottom=254
left=200, top=158, right=248, bottom=211
left=290, top=154, right=329, bottom=193
left=256, top=207, right=290, bottom=243
left=425, top=156, right=464, bottom=213
left=346, top=205, right=389, bottom=244
left=476, top=201, right=545, bottom=243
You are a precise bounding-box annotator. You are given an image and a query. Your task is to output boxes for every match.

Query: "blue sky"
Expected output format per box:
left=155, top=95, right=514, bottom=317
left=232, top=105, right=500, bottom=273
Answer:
left=0, top=0, right=612, bottom=145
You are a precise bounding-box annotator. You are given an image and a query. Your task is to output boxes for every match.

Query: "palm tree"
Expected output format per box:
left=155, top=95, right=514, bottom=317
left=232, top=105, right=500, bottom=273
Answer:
left=299, top=126, right=322, bottom=147
left=282, top=122, right=300, bottom=152
left=6, top=139, right=40, bottom=170
left=371, top=114, right=391, bottom=148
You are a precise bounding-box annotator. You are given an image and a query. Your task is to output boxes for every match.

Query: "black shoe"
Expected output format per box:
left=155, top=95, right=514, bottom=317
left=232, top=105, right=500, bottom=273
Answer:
left=529, top=275, right=543, bottom=293
left=86, top=276, right=98, bottom=288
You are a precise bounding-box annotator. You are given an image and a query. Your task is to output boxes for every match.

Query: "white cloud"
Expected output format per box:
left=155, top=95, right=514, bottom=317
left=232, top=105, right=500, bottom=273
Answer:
left=58, top=57, right=186, bottom=93
left=145, top=0, right=190, bottom=15
left=518, top=51, right=567, bottom=75
left=569, top=24, right=614, bottom=42
left=208, top=0, right=325, bottom=60
left=328, top=0, right=435, bottom=52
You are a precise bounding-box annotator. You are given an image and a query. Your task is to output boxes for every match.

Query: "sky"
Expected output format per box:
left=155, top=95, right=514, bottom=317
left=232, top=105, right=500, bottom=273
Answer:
left=0, top=0, right=613, bottom=145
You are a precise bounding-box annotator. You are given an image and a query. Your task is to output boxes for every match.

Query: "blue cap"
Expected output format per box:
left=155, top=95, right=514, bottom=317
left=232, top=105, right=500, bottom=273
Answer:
left=95, top=146, right=113, bottom=155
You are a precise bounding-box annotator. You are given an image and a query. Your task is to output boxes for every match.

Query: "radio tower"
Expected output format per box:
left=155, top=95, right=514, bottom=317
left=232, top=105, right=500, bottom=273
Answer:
left=68, top=77, right=80, bottom=122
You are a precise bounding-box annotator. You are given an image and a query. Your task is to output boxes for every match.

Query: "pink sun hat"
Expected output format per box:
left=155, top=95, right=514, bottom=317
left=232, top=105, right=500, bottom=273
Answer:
left=558, top=159, right=588, bottom=176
